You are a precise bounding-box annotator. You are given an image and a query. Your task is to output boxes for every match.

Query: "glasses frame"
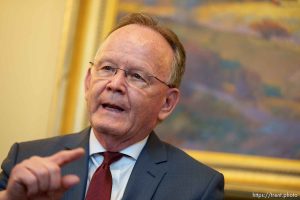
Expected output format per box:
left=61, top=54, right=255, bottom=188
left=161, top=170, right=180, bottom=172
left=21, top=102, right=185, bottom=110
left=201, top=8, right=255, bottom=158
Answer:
left=89, top=62, right=174, bottom=88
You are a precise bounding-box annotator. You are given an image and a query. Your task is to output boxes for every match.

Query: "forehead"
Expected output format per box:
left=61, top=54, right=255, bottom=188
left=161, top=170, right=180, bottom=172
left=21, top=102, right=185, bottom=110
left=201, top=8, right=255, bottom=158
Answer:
left=95, top=24, right=173, bottom=73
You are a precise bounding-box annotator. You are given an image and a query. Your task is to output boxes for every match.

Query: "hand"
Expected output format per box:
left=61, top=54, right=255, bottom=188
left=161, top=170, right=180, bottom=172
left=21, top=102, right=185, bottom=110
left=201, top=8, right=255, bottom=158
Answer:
left=0, top=148, right=84, bottom=200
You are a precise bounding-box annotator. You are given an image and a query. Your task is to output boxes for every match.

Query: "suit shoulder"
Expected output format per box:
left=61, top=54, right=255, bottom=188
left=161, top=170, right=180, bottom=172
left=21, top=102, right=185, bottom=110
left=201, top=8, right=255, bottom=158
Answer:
left=153, top=141, right=224, bottom=199
left=163, top=142, right=221, bottom=178
left=12, top=128, right=89, bottom=160
left=18, top=131, right=83, bottom=147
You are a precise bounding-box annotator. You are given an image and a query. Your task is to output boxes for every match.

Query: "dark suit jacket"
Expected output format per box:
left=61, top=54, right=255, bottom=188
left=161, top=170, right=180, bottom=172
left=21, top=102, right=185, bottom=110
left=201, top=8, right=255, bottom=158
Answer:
left=0, top=128, right=224, bottom=200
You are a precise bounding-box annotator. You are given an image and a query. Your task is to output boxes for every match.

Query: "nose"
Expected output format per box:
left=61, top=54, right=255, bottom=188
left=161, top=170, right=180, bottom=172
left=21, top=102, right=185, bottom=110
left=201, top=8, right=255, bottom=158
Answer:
left=106, top=69, right=127, bottom=94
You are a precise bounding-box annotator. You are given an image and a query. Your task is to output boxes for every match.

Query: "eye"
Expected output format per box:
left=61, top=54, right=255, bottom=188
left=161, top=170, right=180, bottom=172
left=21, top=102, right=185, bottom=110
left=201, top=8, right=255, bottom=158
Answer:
left=132, top=72, right=144, bottom=80
left=101, top=65, right=114, bottom=71
left=94, top=65, right=116, bottom=77
left=128, top=70, right=148, bottom=83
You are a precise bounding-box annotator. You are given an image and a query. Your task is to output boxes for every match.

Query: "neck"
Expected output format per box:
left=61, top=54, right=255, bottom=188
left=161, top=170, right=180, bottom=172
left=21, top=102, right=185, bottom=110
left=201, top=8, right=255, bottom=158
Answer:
left=92, top=128, right=150, bottom=152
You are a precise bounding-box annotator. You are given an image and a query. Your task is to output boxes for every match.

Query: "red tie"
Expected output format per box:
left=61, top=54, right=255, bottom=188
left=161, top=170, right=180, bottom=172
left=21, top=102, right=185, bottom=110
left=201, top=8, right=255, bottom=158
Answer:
left=86, top=152, right=123, bottom=200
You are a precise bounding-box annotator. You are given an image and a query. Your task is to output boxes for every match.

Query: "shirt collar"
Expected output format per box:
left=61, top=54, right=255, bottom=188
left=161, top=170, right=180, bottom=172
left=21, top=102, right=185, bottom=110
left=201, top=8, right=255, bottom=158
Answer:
left=89, top=128, right=148, bottom=160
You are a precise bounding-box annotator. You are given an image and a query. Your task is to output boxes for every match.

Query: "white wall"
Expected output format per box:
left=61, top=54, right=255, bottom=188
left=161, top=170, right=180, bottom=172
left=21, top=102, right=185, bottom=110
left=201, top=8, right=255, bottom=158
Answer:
left=0, top=0, right=67, bottom=160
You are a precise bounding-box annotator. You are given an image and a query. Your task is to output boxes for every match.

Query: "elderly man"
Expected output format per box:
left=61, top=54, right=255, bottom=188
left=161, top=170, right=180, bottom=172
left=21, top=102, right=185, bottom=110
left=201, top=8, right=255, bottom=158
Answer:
left=0, top=13, right=224, bottom=200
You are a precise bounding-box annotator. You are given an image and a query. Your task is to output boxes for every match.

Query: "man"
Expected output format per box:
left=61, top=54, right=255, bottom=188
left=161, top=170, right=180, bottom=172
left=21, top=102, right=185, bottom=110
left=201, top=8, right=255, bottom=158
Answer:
left=0, top=13, right=224, bottom=200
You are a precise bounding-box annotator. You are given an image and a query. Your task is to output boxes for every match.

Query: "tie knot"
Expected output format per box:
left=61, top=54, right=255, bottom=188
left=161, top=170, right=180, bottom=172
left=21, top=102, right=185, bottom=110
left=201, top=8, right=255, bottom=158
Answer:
left=101, top=151, right=123, bottom=166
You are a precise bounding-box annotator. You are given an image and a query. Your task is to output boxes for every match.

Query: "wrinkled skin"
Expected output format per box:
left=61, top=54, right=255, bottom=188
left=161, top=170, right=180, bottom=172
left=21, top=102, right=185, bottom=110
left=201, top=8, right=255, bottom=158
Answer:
left=85, top=24, right=180, bottom=151
left=0, top=148, right=84, bottom=200
left=0, top=24, right=180, bottom=200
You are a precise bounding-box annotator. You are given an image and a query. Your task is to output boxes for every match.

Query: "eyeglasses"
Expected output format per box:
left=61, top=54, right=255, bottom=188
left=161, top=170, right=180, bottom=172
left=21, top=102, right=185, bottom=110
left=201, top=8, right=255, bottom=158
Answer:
left=89, top=62, right=173, bottom=89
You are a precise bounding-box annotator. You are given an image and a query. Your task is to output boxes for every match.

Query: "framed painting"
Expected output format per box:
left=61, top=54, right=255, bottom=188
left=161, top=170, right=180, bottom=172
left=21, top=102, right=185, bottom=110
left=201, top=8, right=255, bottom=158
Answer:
left=115, top=0, right=300, bottom=198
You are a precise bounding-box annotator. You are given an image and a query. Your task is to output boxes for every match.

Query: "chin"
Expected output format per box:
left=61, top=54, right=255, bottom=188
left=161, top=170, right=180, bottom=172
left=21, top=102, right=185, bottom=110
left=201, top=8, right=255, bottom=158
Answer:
left=92, top=122, right=127, bottom=136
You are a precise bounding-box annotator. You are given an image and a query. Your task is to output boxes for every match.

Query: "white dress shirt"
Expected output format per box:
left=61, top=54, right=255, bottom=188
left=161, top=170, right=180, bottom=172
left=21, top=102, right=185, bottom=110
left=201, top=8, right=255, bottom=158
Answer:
left=86, top=129, right=148, bottom=200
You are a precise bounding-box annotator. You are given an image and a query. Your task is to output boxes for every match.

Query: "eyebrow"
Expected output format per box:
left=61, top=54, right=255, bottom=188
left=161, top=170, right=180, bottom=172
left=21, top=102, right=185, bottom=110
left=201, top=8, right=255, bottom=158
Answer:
left=94, top=57, right=116, bottom=67
left=96, top=57, right=152, bottom=73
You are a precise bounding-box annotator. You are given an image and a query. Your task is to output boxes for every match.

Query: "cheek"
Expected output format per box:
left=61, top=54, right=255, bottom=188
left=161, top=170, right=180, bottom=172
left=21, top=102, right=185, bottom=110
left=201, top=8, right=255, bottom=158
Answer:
left=130, top=92, right=165, bottom=120
left=87, top=80, right=107, bottom=109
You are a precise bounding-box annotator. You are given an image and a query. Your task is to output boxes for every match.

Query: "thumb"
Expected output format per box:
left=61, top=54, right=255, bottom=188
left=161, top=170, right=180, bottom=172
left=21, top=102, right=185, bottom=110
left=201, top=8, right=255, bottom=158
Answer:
left=61, top=175, right=80, bottom=190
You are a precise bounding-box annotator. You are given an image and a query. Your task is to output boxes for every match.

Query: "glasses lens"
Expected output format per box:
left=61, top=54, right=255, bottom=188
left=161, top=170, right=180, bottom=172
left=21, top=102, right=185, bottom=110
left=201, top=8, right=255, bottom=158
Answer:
left=94, top=66, right=116, bottom=77
left=92, top=66, right=150, bottom=88
left=126, top=69, right=150, bottom=88
left=90, top=63, right=171, bottom=88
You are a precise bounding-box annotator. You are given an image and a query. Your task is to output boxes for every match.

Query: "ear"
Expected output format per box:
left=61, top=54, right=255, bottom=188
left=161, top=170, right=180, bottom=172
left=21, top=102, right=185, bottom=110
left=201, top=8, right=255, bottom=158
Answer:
left=158, top=88, right=180, bottom=121
left=84, top=68, right=92, bottom=100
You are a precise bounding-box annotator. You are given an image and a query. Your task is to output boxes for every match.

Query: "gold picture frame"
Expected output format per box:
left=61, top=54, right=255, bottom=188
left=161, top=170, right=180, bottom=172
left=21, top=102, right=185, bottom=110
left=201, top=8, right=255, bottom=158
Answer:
left=186, top=150, right=300, bottom=198
left=60, top=1, right=300, bottom=199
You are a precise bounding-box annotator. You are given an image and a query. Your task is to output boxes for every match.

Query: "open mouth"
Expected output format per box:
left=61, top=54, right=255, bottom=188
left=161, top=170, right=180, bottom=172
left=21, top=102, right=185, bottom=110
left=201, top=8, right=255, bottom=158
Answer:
left=102, top=103, right=125, bottom=112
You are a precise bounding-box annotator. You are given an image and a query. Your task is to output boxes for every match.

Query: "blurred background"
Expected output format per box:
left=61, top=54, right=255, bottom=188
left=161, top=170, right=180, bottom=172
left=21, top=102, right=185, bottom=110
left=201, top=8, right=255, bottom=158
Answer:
left=1, top=0, right=300, bottom=199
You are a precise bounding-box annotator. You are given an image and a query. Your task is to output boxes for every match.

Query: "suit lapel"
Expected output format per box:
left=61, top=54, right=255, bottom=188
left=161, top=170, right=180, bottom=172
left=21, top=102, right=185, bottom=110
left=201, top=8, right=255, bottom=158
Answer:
left=122, top=132, right=168, bottom=200
left=61, top=128, right=90, bottom=200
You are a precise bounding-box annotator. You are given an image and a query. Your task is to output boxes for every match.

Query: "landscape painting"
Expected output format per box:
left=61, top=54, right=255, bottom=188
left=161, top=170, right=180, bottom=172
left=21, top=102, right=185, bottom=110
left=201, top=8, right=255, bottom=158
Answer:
left=117, top=0, right=300, bottom=160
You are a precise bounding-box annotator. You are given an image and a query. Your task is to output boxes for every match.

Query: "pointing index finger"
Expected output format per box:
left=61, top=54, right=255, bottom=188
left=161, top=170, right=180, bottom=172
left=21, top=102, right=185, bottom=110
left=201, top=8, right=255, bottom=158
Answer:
left=48, top=148, right=85, bottom=166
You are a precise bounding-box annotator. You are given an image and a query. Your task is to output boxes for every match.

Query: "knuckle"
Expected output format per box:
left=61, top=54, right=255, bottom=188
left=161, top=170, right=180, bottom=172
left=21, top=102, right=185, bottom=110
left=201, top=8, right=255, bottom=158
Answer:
left=36, top=167, right=49, bottom=177
left=30, top=155, right=41, bottom=161
left=21, top=158, right=31, bottom=165
left=26, top=174, right=38, bottom=186
left=11, top=163, right=22, bottom=173
left=11, top=161, right=28, bottom=175
left=49, top=164, right=61, bottom=174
